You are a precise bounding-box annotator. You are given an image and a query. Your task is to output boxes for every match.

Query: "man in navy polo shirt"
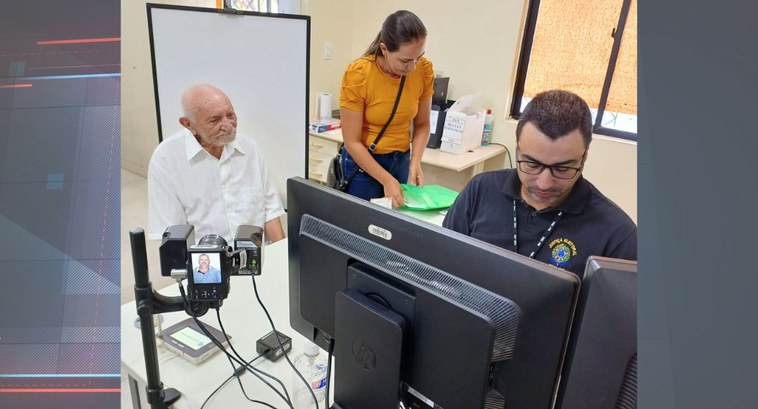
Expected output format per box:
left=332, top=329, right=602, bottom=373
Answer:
left=442, top=90, right=636, bottom=277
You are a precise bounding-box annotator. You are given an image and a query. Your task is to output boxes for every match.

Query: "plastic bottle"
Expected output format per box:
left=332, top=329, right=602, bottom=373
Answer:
left=481, top=108, right=493, bottom=146
left=293, top=340, right=328, bottom=408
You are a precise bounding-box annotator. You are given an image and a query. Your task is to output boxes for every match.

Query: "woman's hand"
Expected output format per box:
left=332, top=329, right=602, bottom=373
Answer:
left=408, top=162, right=425, bottom=187
left=382, top=178, right=405, bottom=208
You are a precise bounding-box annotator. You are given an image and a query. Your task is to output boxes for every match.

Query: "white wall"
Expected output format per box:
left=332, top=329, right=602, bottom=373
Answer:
left=121, top=0, right=215, bottom=177
left=123, top=0, right=637, bottom=223
left=300, top=0, right=355, bottom=120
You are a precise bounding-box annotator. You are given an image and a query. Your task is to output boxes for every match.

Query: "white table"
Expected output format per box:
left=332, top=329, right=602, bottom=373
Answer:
left=121, top=205, right=445, bottom=408
left=310, top=129, right=505, bottom=174
left=309, top=129, right=507, bottom=191
left=121, top=240, right=316, bottom=409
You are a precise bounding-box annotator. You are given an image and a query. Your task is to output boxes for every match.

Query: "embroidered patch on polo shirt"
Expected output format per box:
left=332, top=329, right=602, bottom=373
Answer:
left=548, top=238, right=577, bottom=268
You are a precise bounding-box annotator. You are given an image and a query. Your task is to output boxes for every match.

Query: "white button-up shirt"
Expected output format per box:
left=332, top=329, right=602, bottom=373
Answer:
left=147, top=129, right=285, bottom=244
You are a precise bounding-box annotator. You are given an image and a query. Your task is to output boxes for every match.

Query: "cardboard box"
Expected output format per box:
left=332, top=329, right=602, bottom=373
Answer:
left=439, top=110, right=485, bottom=154
left=309, top=118, right=341, bottom=133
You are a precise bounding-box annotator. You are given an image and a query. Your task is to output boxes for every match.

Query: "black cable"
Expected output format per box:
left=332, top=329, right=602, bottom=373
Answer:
left=178, top=285, right=276, bottom=408
left=177, top=284, right=284, bottom=408
left=217, top=338, right=272, bottom=408
left=183, top=297, right=279, bottom=409
left=251, top=275, right=321, bottom=409
left=230, top=364, right=277, bottom=409
left=217, top=347, right=260, bottom=407
left=487, top=143, right=514, bottom=168
left=215, top=307, right=293, bottom=407
left=200, top=373, right=235, bottom=409
left=324, top=337, right=335, bottom=409
left=200, top=354, right=264, bottom=409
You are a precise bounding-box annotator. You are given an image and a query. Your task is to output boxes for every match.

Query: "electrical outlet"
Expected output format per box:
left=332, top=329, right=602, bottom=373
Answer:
left=323, top=41, right=333, bottom=60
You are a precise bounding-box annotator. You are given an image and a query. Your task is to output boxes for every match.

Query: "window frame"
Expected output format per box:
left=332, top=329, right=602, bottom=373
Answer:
left=510, top=0, right=636, bottom=141
left=224, top=0, right=278, bottom=13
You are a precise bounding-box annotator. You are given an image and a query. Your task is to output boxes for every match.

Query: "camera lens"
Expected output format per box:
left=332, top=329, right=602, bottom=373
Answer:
left=198, top=234, right=228, bottom=248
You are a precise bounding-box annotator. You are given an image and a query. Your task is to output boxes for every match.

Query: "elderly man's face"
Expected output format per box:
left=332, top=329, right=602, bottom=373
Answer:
left=191, top=93, right=238, bottom=147
left=198, top=255, right=211, bottom=272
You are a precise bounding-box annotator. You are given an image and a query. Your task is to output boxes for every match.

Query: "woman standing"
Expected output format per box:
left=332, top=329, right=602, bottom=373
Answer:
left=339, top=10, right=434, bottom=207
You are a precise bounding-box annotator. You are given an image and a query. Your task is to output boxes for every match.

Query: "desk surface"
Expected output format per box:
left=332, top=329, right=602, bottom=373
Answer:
left=121, top=207, right=445, bottom=407
left=310, top=129, right=505, bottom=172
left=121, top=240, right=315, bottom=408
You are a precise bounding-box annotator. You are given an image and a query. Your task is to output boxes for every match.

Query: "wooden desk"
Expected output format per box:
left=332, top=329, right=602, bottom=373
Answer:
left=308, top=129, right=507, bottom=191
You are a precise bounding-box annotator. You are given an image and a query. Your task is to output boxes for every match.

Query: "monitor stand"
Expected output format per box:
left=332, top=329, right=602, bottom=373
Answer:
left=332, top=288, right=406, bottom=409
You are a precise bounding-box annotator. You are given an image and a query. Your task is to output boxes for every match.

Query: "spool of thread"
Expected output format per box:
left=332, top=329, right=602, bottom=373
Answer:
left=318, top=93, right=332, bottom=120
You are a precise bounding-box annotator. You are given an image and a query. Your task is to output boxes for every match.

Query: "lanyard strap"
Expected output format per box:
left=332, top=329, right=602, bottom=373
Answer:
left=513, top=200, right=563, bottom=259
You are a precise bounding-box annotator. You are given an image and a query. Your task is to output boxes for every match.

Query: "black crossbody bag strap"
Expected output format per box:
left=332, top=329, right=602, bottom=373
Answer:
left=341, top=75, right=406, bottom=187
left=368, top=75, right=406, bottom=152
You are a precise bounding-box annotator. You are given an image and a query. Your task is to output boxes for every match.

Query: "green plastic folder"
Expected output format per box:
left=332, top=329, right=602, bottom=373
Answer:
left=400, top=184, right=460, bottom=210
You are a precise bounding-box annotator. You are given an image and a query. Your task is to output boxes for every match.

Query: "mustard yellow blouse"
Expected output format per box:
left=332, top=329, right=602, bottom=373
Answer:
left=339, top=55, right=434, bottom=154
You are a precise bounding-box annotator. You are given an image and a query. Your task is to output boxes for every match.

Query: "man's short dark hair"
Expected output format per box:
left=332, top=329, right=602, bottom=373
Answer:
left=516, top=90, right=593, bottom=147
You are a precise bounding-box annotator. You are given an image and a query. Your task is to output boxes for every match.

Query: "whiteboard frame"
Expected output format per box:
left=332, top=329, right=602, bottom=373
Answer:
left=147, top=3, right=310, bottom=206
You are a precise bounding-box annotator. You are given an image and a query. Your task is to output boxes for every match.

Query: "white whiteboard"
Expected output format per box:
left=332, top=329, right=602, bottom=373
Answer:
left=148, top=4, right=309, bottom=205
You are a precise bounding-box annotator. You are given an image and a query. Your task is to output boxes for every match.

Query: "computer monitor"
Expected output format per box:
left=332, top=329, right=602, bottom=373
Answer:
left=555, top=256, right=637, bottom=409
left=287, top=177, right=580, bottom=409
left=432, top=76, right=449, bottom=106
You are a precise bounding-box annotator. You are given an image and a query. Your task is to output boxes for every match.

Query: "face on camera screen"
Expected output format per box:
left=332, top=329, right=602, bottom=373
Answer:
left=191, top=252, right=222, bottom=284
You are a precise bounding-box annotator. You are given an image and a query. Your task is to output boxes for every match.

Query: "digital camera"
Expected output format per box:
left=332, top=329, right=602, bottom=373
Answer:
left=158, top=225, right=263, bottom=307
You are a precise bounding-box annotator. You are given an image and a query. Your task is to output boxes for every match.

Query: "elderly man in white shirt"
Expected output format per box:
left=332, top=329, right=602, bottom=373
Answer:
left=147, top=84, right=285, bottom=244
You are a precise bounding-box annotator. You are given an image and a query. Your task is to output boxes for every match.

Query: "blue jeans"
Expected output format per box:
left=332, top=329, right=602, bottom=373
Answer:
left=341, top=147, right=410, bottom=201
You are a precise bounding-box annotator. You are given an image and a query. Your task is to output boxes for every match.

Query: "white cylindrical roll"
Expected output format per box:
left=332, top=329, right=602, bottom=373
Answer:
left=318, top=93, right=332, bottom=120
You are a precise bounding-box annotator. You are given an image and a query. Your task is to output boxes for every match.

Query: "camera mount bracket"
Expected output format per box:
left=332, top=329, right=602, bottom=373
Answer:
left=130, top=228, right=186, bottom=408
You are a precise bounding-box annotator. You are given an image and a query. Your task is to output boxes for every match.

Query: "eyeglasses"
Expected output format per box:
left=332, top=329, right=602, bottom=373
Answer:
left=516, top=150, right=586, bottom=180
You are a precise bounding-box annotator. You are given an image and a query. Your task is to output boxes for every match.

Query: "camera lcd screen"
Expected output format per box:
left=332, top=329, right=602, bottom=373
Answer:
left=191, top=252, right=222, bottom=284
left=169, top=326, right=212, bottom=351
